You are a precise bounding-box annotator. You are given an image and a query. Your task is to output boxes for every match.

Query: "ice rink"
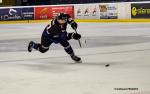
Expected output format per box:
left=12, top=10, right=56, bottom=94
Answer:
left=0, top=22, right=150, bottom=94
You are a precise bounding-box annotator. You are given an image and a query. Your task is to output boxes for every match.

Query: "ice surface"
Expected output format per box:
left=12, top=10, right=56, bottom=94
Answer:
left=0, top=22, right=150, bottom=94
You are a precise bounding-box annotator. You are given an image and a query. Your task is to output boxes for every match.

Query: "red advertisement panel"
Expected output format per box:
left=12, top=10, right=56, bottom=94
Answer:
left=51, top=6, right=74, bottom=19
left=35, top=6, right=52, bottom=20
left=35, top=6, right=74, bottom=20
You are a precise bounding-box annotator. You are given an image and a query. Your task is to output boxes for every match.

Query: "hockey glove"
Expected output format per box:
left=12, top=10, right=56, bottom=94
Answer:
left=72, top=33, right=81, bottom=40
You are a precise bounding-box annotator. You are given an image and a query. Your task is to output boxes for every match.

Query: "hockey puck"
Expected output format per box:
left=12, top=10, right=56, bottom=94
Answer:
left=105, top=64, right=110, bottom=67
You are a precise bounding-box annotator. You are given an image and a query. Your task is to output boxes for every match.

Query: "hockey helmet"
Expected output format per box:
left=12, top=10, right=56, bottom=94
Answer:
left=57, top=13, right=67, bottom=21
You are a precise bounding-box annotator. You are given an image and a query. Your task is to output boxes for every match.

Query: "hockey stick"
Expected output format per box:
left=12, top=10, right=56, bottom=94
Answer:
left=74, top=29, right=82, bottom=48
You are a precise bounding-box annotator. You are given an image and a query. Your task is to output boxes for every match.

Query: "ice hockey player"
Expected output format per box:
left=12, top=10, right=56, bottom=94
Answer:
left=28, top=13, right=82, bottom=62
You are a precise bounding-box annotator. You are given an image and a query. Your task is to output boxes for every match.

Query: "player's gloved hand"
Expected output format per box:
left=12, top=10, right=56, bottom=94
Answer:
left=71, top=22, right=78, bottom=30
left=72, top=33, right=81, bottom=40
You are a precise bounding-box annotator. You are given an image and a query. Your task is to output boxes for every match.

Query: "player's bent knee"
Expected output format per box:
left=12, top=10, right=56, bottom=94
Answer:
left=39, top=48, right=49, bottom=53
left=39, top=46, right=49, bottom=53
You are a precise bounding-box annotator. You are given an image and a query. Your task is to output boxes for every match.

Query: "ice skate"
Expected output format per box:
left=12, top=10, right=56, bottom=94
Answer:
left=71, top=55, right=82, bottom=63
left=28, top=41, right=34, bottom=52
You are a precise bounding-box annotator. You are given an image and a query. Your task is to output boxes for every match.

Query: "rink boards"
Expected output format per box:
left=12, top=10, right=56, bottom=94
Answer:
left=1, top=1, right=150, bottom=21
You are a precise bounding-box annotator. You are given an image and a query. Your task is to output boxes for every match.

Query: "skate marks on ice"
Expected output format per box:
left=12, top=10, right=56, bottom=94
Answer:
left=0, top=47, right=150, bottom=65
left=0, top=36, right=150, bottom=52
left=0, top=34, right=150, bottom=69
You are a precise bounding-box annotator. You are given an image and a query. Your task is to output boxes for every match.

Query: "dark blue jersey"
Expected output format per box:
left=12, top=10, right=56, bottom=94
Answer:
left=50, top=14, right=75, bottom=31
left=43, top=13, right=76, bottom=43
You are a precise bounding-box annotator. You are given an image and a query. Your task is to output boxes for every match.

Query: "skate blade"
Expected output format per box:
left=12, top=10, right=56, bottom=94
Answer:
left=74, top=60, right=82, bottom=63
